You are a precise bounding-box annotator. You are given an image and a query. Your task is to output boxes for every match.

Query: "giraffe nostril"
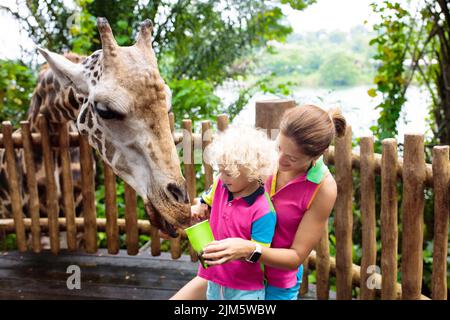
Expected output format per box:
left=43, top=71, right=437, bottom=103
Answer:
left=166, top=183, right=189, bottom=204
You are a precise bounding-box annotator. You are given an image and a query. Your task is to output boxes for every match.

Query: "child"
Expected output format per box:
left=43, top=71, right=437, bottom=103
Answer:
left=190, top=125, right=278, bottom=300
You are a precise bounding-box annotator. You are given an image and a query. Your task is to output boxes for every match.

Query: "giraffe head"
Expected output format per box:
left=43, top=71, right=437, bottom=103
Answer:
left=37, top=18, right=191, bottom=236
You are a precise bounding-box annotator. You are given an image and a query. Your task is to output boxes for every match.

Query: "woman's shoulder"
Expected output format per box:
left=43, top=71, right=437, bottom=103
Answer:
left=311, top=174, right=337, bottom=211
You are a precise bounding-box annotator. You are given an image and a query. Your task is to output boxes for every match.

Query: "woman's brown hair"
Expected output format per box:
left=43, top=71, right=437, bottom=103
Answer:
left=280, top=104, right=347, bottom=158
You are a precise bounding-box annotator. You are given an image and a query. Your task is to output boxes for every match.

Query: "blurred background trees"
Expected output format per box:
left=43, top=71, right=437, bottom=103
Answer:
left=0, top=0, right=315, bottom=125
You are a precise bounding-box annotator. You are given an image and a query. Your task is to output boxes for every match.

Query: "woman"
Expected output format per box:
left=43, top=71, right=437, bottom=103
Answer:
left=171, top=104, right=346, bottom=300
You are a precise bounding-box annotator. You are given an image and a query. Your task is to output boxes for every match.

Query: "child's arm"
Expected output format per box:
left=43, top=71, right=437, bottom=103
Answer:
left=191, top=176, right=219, bottom=222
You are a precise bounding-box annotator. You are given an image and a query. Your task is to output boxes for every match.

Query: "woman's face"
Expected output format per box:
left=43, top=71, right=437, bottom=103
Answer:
left=277, top=133, right=314, bottom=173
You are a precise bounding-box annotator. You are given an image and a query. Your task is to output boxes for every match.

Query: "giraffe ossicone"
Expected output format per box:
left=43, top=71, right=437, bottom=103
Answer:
left=37, top=17, right=191, bottom=237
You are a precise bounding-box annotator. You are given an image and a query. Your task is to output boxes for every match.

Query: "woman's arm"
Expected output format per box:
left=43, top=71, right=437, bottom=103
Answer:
left=170, top=276, right=208, bottom=300
left=203, top=175, right=337, bottom=270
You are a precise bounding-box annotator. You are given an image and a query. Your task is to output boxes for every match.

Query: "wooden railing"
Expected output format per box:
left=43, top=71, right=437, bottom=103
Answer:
left=0, top=101, right=449, bottom=300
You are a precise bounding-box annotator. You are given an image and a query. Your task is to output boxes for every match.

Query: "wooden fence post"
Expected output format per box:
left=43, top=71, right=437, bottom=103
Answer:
left=104, top=163, right=119, bottom=254
left=202, top=121, right=213, bottom=189
left=124, top=183, right=139, bottom=255
left=380, top=138, right=399, bottom=300
left=39, top=116, right=60, bottom=254
left=58, top=122, right=77, bottom=251
left=255, top=99, right=295, bottom=139
left=315, top=223, right=330, bottom=300
left=169, top=113, right=182, bottom=260
left=183, top=119, right=197, bottom=261
left=360, top=136, right=377, bottom=300
left=2, top=122, right=27, bottom=252
left=79, top=135, right=97, bottom=253
left=401, top=134, right=426, bottom=300
left=334, top=125, right=353, bottom=300
left=300, top=257, right=310, bottom=297
left=431, top=146, right=449, bottom=300
left=20, top=121, right=41, bottom=253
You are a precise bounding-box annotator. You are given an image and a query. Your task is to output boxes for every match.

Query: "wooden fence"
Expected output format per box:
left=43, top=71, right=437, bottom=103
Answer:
left=0, top=100, right=448, bottom=300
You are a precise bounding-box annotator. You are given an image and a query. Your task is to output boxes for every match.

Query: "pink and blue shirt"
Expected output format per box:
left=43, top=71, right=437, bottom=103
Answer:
left=197, top=178, right=276, bottom=291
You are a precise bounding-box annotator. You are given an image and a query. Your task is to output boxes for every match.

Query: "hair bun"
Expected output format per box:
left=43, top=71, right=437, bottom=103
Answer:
left=328, top=108, right=347, bottom=137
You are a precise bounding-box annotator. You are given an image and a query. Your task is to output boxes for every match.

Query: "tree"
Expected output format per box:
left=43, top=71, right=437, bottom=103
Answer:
left=319, top=51, right=360, bottom=87
left=369, top=0, right=450, bottom=145
left=0, top=60, right=36, bottom=126
left=1, top=0, right=316, bottom=123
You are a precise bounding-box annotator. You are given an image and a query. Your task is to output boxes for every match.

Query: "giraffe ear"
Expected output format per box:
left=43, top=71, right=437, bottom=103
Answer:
left=37, top=47, right=89, bottom=94
left=135, top=19, right=153, bottom=50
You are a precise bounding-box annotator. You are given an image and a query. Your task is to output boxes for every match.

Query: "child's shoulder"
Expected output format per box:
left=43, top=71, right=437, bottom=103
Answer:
left=251, top=191, right=276, bottom=220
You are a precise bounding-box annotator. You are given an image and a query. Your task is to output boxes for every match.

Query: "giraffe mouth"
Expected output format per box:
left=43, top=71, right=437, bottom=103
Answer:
left=144, top=201, right=179, bottom=238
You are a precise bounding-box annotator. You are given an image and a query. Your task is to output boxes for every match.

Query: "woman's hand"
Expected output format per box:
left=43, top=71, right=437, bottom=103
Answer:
left=202, top=238, right=255, bottom=266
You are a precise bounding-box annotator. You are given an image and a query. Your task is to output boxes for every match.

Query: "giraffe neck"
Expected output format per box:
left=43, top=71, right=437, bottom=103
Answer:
left=27, top=53, right=89, bottom=132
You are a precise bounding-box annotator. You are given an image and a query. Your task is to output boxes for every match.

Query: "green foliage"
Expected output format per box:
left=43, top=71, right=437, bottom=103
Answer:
left=369, top=0, right=450, bottom=145
left=70, top=0, right=97, bottom=54
left=227, top=75, right=295, bottom=121
left=318, top=52, right=360, bottom=87
left=250, top=27, right=377, bottom=88
left=0, top=60, right=36, bottom=126
left=368, top=1, right=411, bottom=142
left=169, top=79, right=222, bottom=125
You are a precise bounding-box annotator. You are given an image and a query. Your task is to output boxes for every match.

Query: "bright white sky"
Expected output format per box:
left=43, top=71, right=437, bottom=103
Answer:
left=283, top=0, right=378, bottom=32
left=0, top=0, right=379, bottom=60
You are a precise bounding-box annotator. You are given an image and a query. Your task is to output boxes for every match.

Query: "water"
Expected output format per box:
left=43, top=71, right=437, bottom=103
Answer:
left=217, top=84, right=433, bottom=144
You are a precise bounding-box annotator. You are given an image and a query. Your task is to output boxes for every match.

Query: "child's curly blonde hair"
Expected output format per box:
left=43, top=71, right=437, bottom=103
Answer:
left=204, top=125, right=278, bottom=182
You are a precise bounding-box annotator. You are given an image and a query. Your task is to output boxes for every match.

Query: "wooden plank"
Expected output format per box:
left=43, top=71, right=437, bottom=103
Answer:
left=299, top=257, right=309, bottom=297
left=334, top=125, right=353, bottom=300
left=150, top=226, right=161, bottom=256
left=360, top=136, right=376, bottom=300
left=0, top=132, right=80, bottom=148
left=169, top=234, right=182, bottom=260
left=306, top=250, right=430, bottom=300
left=254, top=99, right=295, bottom=139
left=217, top=114, right=229, bottom=132
left=202, top=120, right=213, bottom=189
left=380, top=138, right=399, bottom=300
left=58, top=122, right=77, bottom=251
left=401, top=134, right=425, bottom=300
left=0, top=217, right=180, bottom=237
left=39, top=116, right=59, bottom=254
left=324, top=146, right=437, bottom=188
left=0, top=250, right=198, bottom=300
left=168, top=112, right=181, bottom=259
left=315, top=223, right=330, bottom=300
left=124, top=183, right=139, bottom=255
left=104, top=163, right=119, bottom=254
left=0, top=277, right=184, bottom=300
left=431, top=146, right=449, bottom=300
left=182, top=119, right=197, bottom=262
left=20, top=121, right=41, bottom=253
left=1, top=122, right=26, bottom=252
left=79, top=135, right=97, bottom=253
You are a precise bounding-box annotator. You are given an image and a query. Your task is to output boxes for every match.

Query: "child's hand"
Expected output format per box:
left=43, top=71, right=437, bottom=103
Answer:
left=191, top=203, right=210, bottom=222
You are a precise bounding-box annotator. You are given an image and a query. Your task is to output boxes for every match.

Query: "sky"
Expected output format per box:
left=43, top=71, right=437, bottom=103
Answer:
left=282, top=0, right=378, bottom=33
left=0, top=0, right=379, bottom=60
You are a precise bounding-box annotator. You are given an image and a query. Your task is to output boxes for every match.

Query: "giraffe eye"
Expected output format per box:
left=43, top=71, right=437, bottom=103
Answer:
left=93, top=102, right=124, bottom=120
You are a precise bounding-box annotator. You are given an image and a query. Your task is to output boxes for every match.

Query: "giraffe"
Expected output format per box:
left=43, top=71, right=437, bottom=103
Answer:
left=1, top=17, right=190, bottom=241
left=0, top=53, right=85, bottom=221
